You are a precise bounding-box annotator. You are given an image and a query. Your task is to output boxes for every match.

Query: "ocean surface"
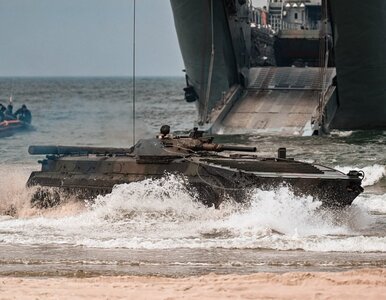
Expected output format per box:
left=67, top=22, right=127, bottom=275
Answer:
left=0, top=77, right=385, bottom=277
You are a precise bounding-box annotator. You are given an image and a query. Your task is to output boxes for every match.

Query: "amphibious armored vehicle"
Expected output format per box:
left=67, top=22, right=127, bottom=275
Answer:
left=27, top=126, right=364, bottom=208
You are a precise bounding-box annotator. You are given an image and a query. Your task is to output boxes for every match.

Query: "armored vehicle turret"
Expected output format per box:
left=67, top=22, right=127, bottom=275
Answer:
left=27, top=126, right=364, bottom=208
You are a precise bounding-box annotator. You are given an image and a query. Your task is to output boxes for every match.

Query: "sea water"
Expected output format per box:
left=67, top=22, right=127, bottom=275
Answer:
left=0, top=77, right=385, bottom=277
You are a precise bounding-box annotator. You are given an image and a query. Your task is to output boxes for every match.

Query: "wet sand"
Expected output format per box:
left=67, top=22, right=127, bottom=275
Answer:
left=1, top=269, right=385, bottom=300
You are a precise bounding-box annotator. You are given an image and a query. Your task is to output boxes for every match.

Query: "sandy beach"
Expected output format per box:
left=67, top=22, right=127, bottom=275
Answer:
left=0, top=268, right=385, bottom=300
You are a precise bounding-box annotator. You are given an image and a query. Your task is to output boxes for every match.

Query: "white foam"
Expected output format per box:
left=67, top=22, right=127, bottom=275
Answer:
left=299, top=236, right=386, bottom=252
left=0, top=165, right=85, bottom=218
left=354, top=193, right=386, bottom=214
left=335, top=164, right=386, bottom=186
left=208, top=188, right=346, bottom=237
left=0, top=175, right=383, bottom=252
left=330, top=130, right=353, bottom=137
left=0, top=166, right=35, bottom=216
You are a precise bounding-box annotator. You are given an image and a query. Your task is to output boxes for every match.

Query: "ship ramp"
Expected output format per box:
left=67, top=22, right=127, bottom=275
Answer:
left=210, top=67, right=336, bottom=136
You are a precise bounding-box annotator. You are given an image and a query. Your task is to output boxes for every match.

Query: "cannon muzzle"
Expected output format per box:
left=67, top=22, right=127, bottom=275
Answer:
left=28, top=145, right=133, bottom=155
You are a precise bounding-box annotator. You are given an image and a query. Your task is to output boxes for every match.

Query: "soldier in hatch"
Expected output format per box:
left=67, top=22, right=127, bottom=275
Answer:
left=157, top=124, right=173, bottom=139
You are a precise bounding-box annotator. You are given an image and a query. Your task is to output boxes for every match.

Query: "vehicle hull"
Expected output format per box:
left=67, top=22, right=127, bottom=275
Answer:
left=27, top=155, right=363, bottom=208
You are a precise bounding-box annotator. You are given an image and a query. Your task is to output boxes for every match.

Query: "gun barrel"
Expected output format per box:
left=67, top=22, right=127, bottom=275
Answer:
left=200, top=144, right=256, bottom=152
left=219, top=145, right=257, bottom=152
left=28, top=145, right=132, bottom=155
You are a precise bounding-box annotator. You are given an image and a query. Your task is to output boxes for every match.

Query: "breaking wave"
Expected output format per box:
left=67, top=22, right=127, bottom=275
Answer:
left=0, top=166, right=85, bottom=218
left=355, top=193, right=386, bottom=214
left=0, top=174, right=384, bottom=252
left=0, top=166, right=36, bottom=216
left=330, top=130, right=353, bottom=137
left=335, top=164, right=386, bottom=187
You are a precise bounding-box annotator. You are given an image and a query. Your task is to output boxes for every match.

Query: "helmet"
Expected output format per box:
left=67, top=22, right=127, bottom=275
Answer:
left=160, top=125, right=171, bottom=135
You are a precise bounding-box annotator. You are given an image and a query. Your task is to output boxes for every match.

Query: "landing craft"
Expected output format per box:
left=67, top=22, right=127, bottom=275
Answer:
left=27, top=126, right=363, bottom=209
left=171, top=0, right=386, bottom=135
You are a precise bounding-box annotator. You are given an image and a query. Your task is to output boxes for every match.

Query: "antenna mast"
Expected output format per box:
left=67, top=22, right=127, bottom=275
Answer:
left=132, top=0, right=136, bottom=146
left=9, top=78, right=14, bottom=104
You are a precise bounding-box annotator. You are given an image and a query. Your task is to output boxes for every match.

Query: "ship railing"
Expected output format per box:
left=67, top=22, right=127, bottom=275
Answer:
left=269, top=15, right=320, bottom=32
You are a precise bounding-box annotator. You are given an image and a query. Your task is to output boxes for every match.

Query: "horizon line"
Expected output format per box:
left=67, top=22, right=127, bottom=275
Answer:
left=0, top=75, right=184, bottom=79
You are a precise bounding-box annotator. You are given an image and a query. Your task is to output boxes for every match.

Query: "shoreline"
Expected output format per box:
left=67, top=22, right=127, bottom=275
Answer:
left=1, top=268, right=385, bottom=300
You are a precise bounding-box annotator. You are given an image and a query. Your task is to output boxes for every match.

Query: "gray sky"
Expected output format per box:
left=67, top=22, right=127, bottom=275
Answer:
left=0, top=0, right=268, bottom=77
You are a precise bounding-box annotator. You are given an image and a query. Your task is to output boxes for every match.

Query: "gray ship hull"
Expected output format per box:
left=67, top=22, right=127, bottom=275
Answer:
left=329, top=0, right=386, bottom=129
left=170, top=0, right=255, bottom=125
left=170, top=0, right=241, bottom=124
